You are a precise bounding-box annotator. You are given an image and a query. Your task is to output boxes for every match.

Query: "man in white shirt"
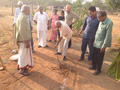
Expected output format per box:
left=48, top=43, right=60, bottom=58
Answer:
left=55, top=21, right=73, bottom=61
left=34, top=6, right=50, bottom=48
left=13, top=1, right=23, bottom=24
left=13, top=1, right=34, bottom=52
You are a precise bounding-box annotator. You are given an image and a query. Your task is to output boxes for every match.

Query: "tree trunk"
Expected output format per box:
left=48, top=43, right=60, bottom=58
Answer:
left=12, top=2, right=13, bottom=16
left=32, top=4, right=33, bottom=13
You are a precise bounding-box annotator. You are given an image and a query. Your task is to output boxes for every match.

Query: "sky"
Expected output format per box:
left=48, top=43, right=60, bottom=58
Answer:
left=73, top=0, right=92, bottom=2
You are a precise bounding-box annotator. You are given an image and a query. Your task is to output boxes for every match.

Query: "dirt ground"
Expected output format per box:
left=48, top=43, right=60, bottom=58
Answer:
left=0, top=7, right=120, bottom=90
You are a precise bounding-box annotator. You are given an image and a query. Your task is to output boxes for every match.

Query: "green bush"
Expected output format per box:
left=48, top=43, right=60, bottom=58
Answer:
left=71, top=1, right=88, bottom=33
left=118, top=38, right=120, bottom=47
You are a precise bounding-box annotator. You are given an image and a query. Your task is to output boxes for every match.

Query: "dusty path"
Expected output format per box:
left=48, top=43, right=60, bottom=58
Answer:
left=0, top=7, right=120, bottom=90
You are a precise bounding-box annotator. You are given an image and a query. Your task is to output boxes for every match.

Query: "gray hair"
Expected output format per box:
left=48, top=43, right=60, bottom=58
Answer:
left=21, top=5, right=29, bottom=12
left=37, top=5, right=43, bottom=10
left=97, top=10, right=107, bottom=17
left=55, top=21, right=61, bottom=27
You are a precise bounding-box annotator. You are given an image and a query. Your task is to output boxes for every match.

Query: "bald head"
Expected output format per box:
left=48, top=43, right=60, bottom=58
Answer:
left=55, top=21, right=62, bottom=28
left=37, top=5, right=43, bottom=14
left=66, top=5, right=71, bottom=13
left=37, top=5, right=43, bottom=10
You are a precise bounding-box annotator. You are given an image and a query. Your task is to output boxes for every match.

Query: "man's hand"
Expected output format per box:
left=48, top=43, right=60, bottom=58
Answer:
left=12, top=23, right=15, bottom=27
left=25, top=42, right=30, bottom=48
left=55, top=45, right=57, bottom=48
left=71, top=22, right=75, bottom=25
left=47, top=25, right=51, bottom=30
left=77, top=32, right=82, bottom=37
left=100, top=48, right=105, bottom=53
left=54, top=28, right=59, bottom=31
left=77, top=33, right=81, bottom=37
left=55, top=43, right=58, bottom=48
left=55, top=37, right=62, bottom=48
left=31, top=27, right=33, bottom=30
left=77, top=30, right=83, bottom=37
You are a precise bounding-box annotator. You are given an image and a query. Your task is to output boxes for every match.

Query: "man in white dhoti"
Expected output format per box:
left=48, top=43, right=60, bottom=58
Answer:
left=13, top=1, right=34, bottom=52
left=34, top=6, right=50, bottom=48
left=15, top=5, right=33, bottom=76
left=55, top=21, right=73, bottom=61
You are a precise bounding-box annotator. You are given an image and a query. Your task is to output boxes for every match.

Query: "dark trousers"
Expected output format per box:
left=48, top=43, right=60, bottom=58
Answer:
left=92, top=47, right=105, bottom=71
left=31, top=32, right=34, bottom=51
left=68, top=25, right=72, bottom=48
left=58, top=30, right=60, bottom=39
left=80, top=38, right=94, bottom=61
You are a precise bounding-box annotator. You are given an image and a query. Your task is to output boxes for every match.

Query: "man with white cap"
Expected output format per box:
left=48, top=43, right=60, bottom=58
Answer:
left=15, top=5, right=33, bottom=76
left=34, top=5, right=50, bottom=48
left=13, top=1, right=23, bottom=24
left=13, top=1, right=34, bottom=52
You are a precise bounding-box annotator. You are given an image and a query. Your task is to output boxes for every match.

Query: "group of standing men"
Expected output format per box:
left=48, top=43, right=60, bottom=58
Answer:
left=78, top=6, right=113, bottom=75
left=14, top=1, right=113, bottom=76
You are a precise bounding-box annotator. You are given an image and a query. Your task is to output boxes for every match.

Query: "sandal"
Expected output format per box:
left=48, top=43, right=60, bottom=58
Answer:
left=55, top=52, right=62, bottom=55
left=19, top=70, right=30, bottom=76
left=38, top=45, right=41, bottom=48
left=48, top=40, right=52, bottom=42
left=25, top=68, right=29, bottom=71
left=17, top=66, right=20, bottom=70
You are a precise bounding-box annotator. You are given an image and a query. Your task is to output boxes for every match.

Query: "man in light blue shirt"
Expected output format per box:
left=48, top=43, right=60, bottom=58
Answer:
left=89, top=11, right=113, bottom=75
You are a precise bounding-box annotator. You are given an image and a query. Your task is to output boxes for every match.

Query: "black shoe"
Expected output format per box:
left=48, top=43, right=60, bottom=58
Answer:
left=46, top=45, right=48, bottom=47
left=89, top=66, right=96, bottom=70
left=93, top=70, right=101, bottom=75
left=38, top=45, right=41, bottom=48
left=55, top=52, right=62, bottom=55
left=63, top=56, right=66, bottom=61
left=48, top=40, right=52, bottom=42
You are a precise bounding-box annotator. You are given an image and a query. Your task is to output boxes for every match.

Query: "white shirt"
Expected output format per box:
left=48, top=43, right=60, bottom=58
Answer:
left=34, top=12, right=49, bottom=31
left=59, top=21, right=73, bottom=39
left=14, top=8, right=33, bottom=27
left=14, top=8, right=21, bottom=23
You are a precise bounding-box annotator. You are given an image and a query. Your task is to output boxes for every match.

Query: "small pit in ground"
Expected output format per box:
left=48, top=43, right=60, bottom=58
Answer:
left=51, top=62, right=76, bottom=77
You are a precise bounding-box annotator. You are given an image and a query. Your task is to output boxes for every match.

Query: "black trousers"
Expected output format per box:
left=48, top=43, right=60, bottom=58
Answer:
left=81, top=38, right=94, bottom=61
left=31, top=32, right=34, bottom=51
left=68, top=25, right=72, bottom=48
left=92, top=47, right=105, bottom=71
left=58, top=30, right=60, bottom=39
